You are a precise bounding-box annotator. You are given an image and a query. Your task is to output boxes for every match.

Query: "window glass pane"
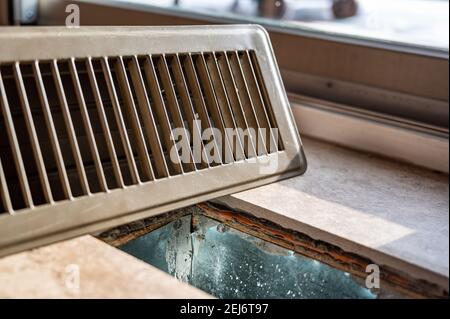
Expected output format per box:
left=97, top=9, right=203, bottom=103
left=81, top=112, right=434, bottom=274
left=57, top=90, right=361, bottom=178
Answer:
left=113, top=0, right=449, bottom=50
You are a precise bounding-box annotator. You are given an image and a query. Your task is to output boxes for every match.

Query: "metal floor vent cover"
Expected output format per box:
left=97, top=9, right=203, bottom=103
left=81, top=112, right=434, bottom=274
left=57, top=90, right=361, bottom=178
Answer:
left=0, top=26, right=306, bottom=257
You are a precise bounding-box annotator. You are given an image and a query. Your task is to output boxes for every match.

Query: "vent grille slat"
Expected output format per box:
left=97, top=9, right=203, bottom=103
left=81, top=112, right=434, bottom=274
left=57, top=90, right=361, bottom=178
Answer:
left=51, top=60, right=91, bottom=195
left=115, top=56, right=155, bottom=182
left=0, top=68, right=34, bottom=209
left=101, top=57, right=141, bottom=185
left=237, top=51, right=278, bottom=152
left=206, top=52, right=246, bottom=161
left=0, top=50, right=294, bottom=214
left=33, top=61, right=73, bottom=199
left=216, top=52, right=257, bottom=158
left=170, top=54, right=210, bottom=169
left=14, top=63, right=54, bottom=204
left=0, top=157, right=13, bottom=214
left=0, top=26, right=307, bottom=257
left=142, top=55, right=184, bottom=175
left=182, top=54, right=223, bottom=165
left=247, top=51, right=284, bottom=150
left=69, top=59, right=109, bottom=192
left=86, top=58, right=125, bottom=188
left=128, top=56, right=170, bottom=179
left=156, top=55, right=197, bottom=172
left=193, top=54, right=232, bottom=163
left=228, top=51, right=268, bottom=156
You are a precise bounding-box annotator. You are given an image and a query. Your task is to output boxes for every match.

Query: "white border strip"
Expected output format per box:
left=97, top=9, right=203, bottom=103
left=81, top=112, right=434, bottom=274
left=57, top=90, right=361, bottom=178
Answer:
left=292, top=100, right=449, bottom=173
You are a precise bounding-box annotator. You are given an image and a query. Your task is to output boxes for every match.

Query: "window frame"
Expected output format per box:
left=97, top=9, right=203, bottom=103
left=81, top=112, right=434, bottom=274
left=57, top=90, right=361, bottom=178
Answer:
left=0, top=0, right=10, bottom=25
left=32, top=0, right=450, bottom=171
left=38, top=0, right=449, bottom=128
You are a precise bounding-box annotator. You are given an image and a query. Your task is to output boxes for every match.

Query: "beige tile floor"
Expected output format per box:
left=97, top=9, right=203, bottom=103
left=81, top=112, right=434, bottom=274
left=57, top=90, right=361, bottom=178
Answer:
left=0, top=235, right=211, bottom=298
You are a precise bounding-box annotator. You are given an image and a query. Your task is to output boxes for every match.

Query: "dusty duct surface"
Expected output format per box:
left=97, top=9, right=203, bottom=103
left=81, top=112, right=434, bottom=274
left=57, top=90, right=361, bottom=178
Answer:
left=119, top=213, right=383, bottom=299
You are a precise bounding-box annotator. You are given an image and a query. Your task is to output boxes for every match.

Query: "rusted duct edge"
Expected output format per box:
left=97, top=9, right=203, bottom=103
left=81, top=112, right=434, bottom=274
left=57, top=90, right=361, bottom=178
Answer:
left=98, top=202, right=448, bottom=299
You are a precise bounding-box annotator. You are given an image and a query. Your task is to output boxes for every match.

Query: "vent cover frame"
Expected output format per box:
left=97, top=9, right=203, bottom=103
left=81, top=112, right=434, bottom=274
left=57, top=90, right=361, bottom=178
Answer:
left=0, top=26, right=306, bottom=257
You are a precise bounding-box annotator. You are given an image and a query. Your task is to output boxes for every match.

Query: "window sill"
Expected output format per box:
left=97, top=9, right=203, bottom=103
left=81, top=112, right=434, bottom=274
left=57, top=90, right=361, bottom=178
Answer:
left=290, top=94, right=449, bottom=173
